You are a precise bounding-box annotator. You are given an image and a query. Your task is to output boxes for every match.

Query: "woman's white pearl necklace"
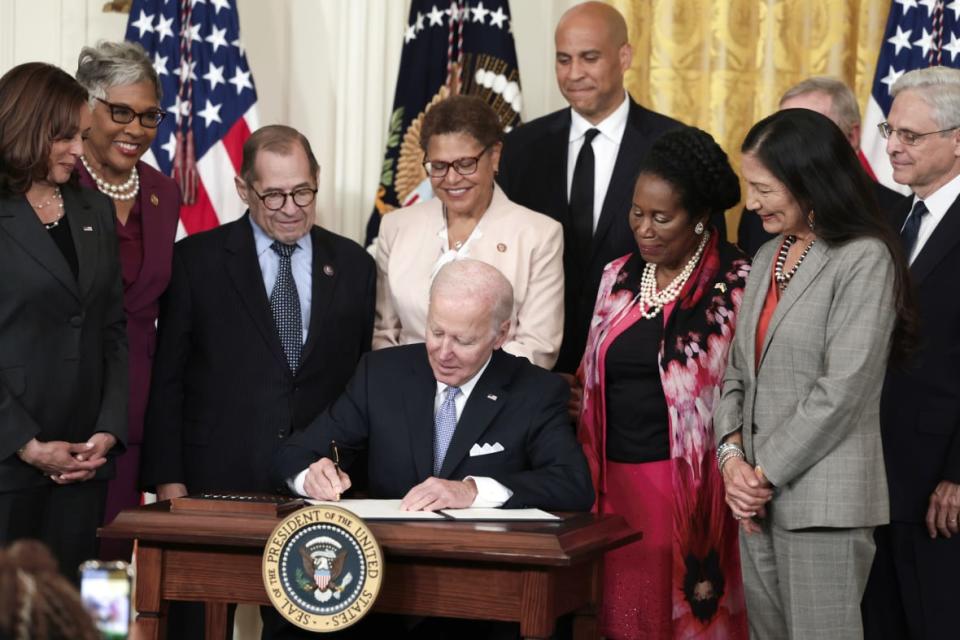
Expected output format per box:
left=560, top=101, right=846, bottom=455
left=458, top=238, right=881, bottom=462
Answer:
left=80, top=155, right=140, bottom=201
left=638, top=230, right=710, bottom=319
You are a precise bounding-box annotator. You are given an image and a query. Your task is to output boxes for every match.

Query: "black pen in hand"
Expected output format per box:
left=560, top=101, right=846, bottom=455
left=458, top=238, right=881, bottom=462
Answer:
left=329, top=440, right=341, bottom=501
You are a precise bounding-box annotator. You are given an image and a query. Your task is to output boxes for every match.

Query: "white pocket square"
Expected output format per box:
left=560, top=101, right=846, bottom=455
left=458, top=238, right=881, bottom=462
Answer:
left=469, top=442, right=505, bottom=457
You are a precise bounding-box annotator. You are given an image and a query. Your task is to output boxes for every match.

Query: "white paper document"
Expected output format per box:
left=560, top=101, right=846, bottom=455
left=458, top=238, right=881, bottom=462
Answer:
left=440, top=508, right=560, bottom=521
left=306, top=498, right=446, bottom=520
left=304, top=499, right=560, bottom=522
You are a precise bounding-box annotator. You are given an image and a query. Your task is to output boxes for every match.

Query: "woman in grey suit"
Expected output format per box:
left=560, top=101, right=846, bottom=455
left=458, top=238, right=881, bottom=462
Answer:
left=714, top=109, right=915, bottom=639
left=0, top=63, right=127, bottom=580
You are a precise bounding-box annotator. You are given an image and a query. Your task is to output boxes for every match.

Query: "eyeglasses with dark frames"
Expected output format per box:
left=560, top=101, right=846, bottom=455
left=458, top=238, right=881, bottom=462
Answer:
left=249, top=186, right=318, bottom=211
left=877, top=121, right=960, bottom=146
left=422, top=144, right=493, bottom=178
left=96, top=98, right=166, bottom=129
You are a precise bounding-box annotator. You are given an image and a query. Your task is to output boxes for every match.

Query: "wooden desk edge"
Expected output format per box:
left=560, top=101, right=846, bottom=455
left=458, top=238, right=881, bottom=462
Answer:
left=100, top=508, right=642, bottom=567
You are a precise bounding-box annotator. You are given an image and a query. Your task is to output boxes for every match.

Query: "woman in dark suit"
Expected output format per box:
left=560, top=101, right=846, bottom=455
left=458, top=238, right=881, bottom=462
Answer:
left=0, top=63, right=127, bottom=579
left=75, top=41, right=180, bottom=560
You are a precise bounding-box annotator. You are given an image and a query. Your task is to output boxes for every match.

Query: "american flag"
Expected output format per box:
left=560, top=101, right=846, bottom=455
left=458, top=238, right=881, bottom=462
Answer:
left=125, top=0, right=259, bottom=236
left=862, top=0, right=960, bottom=192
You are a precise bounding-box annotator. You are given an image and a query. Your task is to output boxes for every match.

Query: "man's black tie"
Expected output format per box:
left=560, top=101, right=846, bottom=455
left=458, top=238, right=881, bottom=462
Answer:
left=569, top=128, right=601, bottom=260
left=270, top=241, right=302, bottom=373
left=900, top=199, right=928, bottom=259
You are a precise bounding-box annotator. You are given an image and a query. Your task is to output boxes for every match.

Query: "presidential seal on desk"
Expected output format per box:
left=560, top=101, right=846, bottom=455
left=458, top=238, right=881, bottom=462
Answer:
left=262, top=505, right=383, bottom=632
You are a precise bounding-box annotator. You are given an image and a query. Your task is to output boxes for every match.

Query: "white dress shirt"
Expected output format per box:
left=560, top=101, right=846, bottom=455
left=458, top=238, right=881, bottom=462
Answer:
left=290, top=356, right=513, bottom=508
left=905, top=172, right=960, bottom=264
left=566, top=91, right=630, bottom=231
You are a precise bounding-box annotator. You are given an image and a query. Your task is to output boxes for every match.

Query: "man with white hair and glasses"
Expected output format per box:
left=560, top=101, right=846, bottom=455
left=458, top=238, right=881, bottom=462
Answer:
left=862, top=66, right=960, bottom=640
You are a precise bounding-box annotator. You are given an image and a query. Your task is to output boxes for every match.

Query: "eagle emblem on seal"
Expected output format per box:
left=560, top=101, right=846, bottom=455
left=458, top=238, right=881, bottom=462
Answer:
left=298, top=536, right=354, bottom=602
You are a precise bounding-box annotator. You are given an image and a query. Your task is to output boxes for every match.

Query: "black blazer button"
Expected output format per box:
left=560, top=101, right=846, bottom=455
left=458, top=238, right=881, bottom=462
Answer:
left=69, top=315, right=83, bottom=327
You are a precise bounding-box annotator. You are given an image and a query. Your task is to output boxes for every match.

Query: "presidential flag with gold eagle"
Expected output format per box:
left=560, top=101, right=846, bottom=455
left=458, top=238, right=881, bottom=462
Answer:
left=365, top=0, right=522, bottom=245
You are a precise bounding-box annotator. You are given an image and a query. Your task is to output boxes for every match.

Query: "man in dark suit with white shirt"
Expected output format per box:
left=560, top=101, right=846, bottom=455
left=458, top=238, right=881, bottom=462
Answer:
left=274, top=259, right=594, bottom=513
left=497, top=1, right=685, bottom=374
left=861, top=66, right=960, bottom=640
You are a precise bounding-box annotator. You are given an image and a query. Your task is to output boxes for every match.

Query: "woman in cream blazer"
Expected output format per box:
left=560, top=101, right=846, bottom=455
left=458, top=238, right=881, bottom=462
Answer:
left=374, top=96, right=563, bottom=369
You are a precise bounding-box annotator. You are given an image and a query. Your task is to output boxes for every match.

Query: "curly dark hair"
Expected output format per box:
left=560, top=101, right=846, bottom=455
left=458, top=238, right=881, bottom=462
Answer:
left=635, top=126, right=741, bottom=226
left=0, top=540, right=100, bottom=640
left=419, top=95, right=502, bottom=152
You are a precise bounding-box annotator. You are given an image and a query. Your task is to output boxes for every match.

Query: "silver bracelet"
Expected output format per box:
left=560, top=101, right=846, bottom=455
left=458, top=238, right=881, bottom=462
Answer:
left=716, top=442, right=745, bottom=474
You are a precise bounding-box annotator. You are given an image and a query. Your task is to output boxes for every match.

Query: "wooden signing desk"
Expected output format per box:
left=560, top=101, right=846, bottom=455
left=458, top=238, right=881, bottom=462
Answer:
left=100, top=502, right=640, bottom=639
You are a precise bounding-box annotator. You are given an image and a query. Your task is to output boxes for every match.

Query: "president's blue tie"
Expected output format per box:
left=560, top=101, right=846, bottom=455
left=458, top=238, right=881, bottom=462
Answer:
left=433, top=386, right=461, bottom=476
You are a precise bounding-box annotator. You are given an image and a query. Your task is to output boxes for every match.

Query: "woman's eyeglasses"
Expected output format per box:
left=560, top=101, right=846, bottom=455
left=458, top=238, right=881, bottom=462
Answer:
left=422, top=145, right=493, bottom=178
left=97, top=98, right=166, bottom=129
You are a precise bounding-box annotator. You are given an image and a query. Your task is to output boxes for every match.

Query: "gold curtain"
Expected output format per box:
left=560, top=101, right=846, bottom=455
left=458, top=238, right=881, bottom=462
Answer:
left=610, top=0, right=890, bottom=239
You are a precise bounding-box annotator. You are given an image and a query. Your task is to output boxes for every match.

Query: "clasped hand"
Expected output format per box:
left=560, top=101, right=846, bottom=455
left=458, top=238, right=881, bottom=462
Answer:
left=303, top=458, right=478, bottom=510
left=926, top=480, right=960, bottom=539
left=721, top=457, right=773, bottom=534
left=20, top=433, right=116, bottom=484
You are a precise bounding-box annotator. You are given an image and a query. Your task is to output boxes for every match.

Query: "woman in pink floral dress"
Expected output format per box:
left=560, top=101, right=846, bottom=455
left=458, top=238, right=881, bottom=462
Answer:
left=576, top=127, right=751, bottom=639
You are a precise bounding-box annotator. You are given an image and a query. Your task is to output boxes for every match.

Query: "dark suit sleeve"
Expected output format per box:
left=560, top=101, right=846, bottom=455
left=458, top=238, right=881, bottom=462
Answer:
left=496, top=374, right=595, bottom=511
left=140, top=248, right=193, bottom=491
left=0, top=372, right=42, bottom=460
left=94, top=203, right=129, bottom=451
left=945, top=428, right=960, bottom=484
left=273, top=354, right=373, bottom=493
left=360, top=254, right=376, bottom=353
left=495, top=133, right=517, bottom=196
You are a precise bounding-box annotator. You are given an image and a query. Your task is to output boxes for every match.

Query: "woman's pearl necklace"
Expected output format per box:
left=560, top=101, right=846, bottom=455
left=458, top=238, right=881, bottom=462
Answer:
left=30, top=187, right=65, bottom=229
left=80, top=155, right=140, bottom=201
left=638, top=230, right=710, bottom=319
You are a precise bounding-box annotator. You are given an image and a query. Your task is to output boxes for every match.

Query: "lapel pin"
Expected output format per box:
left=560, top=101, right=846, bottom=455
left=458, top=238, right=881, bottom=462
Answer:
left=496, top=243, right=507, bottom=253
left=82, top=226, right=94, bottom=232
left=486, top=394, right=498, bottom=401
left=714, top=283, right=727, bottom=293
left=323, top=264, right=335, bottom=276
left=150, top=193, right=159, bottom=206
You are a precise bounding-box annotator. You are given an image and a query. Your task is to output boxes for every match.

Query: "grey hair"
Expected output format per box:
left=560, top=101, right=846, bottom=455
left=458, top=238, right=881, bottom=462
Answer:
left=779, top=76, right=860, bottom=134
left=891, top=66, right=960, bottom=129
left=429, top=259, right=514, bottom=333
left=76, top=41, right=161, bottom=108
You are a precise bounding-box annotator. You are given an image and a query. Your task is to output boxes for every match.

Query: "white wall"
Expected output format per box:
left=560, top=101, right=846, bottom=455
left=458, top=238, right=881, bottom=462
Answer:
left=0, top=0, right=579, bottom=243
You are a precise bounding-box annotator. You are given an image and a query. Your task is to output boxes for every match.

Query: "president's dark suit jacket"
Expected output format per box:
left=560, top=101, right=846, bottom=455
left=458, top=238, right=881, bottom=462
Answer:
left=140, top=213, right=375, bottom=494
left=881, top=195, right=960, bottom=522
left=0, top=183, right=127, bottom=490
left=274, top=345, right=595, bottom=511
left=497, top=99, right=684, bottom=372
